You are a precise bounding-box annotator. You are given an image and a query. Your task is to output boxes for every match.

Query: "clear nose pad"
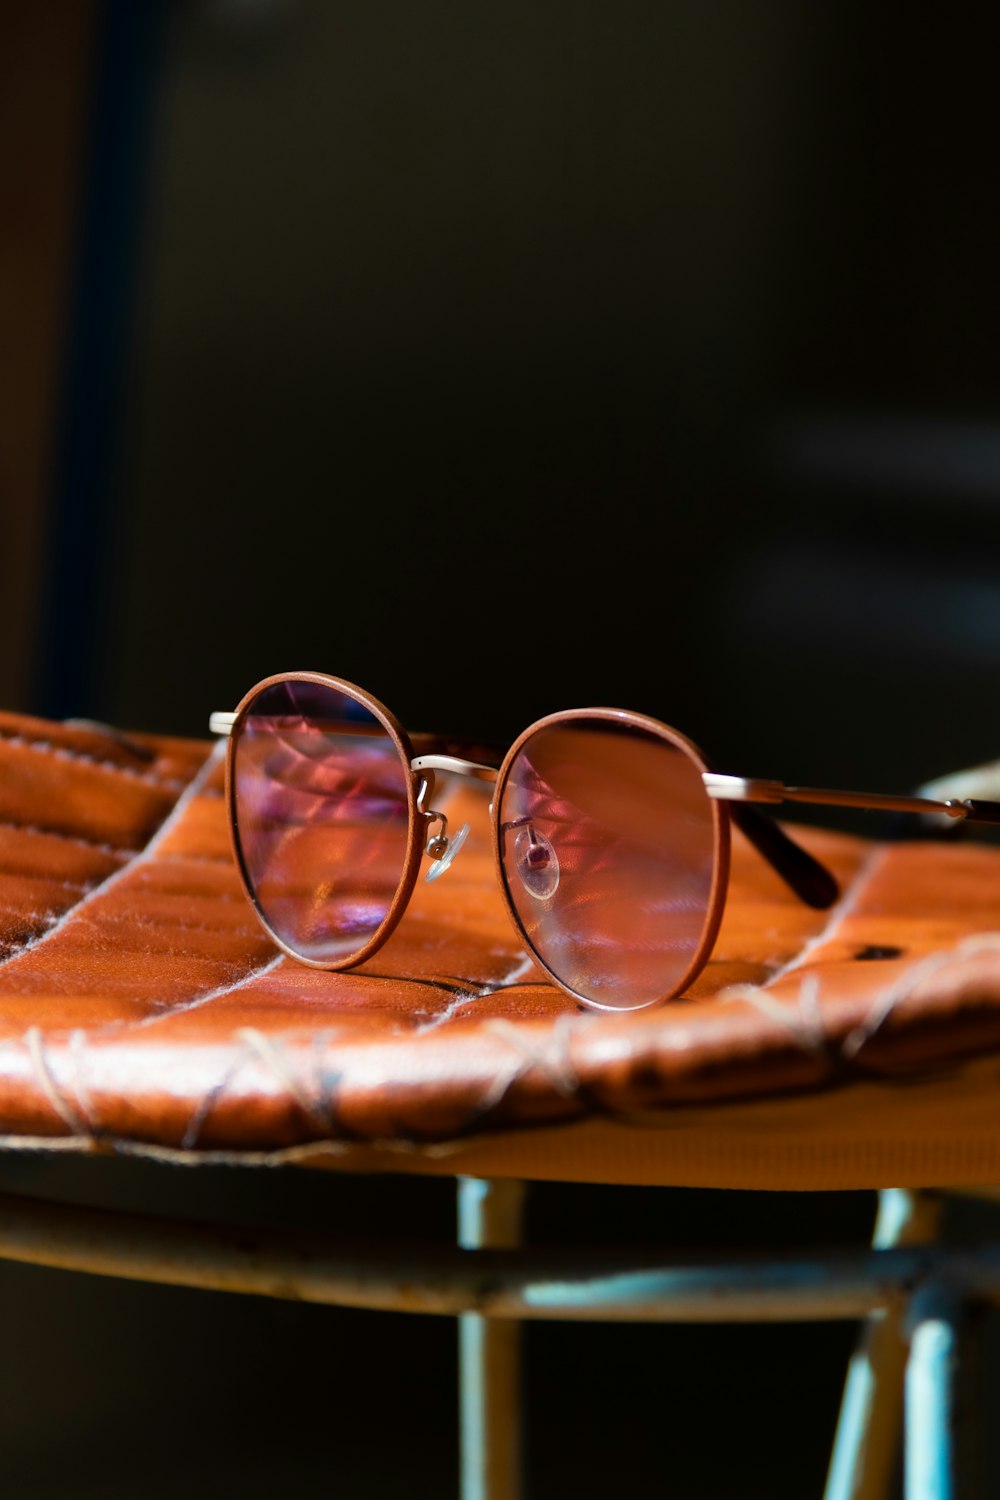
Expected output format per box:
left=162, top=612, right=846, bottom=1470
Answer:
left=425, top=819, right=472, bottom=882
left=513, top=825, right=560, bottom=900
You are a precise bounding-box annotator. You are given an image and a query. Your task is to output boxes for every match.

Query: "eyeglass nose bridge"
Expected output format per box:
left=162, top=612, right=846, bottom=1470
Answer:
left=413, top=754, right=498, bottom=859
left=411, top=754, right=498, bottom=785
left=413, top=757, right=496, bottom=868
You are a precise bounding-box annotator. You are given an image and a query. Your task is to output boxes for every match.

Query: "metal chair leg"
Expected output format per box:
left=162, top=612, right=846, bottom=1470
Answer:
left=458, top=1177, right=527, bottom=1500
left=824, top=1189, right=945, bottom=1500
left=905, top=1285, right=965, bottom=1500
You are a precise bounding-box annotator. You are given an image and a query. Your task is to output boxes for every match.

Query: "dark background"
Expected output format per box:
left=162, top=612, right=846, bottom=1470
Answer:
left=12, top=0, right=1000, bottom=786
left=3, top=2, right=1000, bottom=1495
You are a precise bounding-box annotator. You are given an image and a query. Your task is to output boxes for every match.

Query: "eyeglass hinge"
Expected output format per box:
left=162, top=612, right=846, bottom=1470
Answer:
left=703, top=774, right=785, bottom=804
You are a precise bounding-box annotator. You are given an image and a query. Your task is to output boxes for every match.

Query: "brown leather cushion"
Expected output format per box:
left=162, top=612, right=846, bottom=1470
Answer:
left=1, top=710, right=999, bottom=1190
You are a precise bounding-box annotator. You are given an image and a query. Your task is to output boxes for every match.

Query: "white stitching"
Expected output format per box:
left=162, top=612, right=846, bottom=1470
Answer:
left=0, top=731, right=189, bottom=790
left=24, top=1026, right=94, bottom=1138
left=0, top=743, right=221, bottom=974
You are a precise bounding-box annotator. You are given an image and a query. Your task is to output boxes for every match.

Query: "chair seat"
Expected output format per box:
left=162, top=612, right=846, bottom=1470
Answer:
left=1, top=709, right=999, bottom=1190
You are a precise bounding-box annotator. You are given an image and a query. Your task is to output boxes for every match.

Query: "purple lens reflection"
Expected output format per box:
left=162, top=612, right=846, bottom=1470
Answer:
left=498, top=718, right=719, bottom=1009
left=233, top=679, right=411, bottom=964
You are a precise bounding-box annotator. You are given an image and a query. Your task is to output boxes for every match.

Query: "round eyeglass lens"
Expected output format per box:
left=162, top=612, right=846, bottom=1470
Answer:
left=232, top=679, right=412, bottom=964
left=498, top=717, right=719, bottom=1009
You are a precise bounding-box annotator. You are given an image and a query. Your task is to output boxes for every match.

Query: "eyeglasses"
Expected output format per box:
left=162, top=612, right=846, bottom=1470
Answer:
left=209, top=672, right=1000, bottom=1012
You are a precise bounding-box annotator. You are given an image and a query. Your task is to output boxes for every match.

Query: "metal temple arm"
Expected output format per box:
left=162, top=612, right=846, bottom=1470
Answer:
left=705, top=771, right=1000, bottom=913
left=704, top=772, right=1000, bottom=825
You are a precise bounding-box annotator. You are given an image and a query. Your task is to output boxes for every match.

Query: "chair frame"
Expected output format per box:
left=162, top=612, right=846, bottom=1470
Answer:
left=0, top=1176, right=986, bottom=1498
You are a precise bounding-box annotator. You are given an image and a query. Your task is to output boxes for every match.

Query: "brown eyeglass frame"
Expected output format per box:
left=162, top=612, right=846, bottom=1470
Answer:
left=212, top=671, right=1000, bottom=1011
left=489, top=707, right=731, bottom=1008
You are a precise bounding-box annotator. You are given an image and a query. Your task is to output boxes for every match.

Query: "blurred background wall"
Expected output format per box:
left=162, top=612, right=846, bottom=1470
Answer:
left=3, top=3, right=1000, bottom=1497
left=7, top=0, right=1000, bottom=786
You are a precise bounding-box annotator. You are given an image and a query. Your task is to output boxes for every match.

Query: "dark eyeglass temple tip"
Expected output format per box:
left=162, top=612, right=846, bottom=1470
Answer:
left=730, top=804, right=840, bottom=911
left=963, top=799, right=1000, bottom=825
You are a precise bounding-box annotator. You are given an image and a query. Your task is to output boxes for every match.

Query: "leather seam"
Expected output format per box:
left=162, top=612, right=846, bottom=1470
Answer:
left=126, top=951, right=287, bottom=1032
left=79, top=910, right=267, bottom=940
left=0, top=819, right=134, bottom=857
left=0, top=744, right=221, bottom=975
left=754, top=842, right=889, bottom=990
left=0, top=731, right=188, bottom=790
